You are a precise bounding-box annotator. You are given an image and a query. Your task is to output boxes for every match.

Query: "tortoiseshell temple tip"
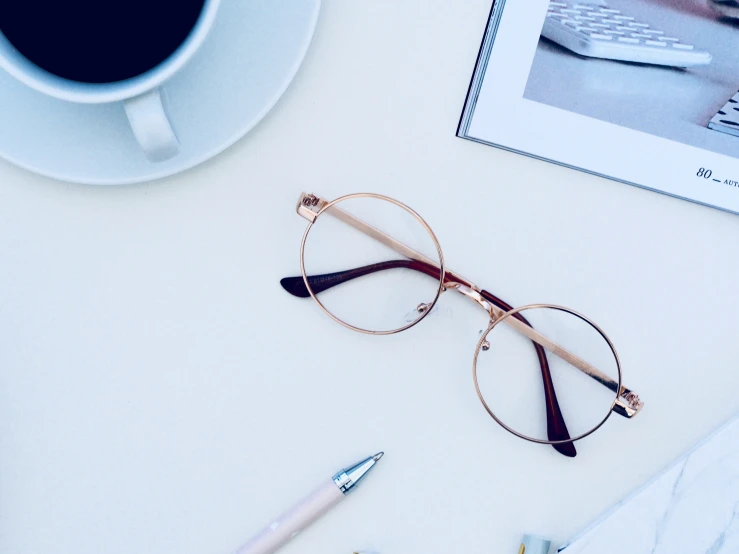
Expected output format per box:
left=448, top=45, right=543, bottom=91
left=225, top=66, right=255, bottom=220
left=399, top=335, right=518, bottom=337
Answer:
left=554, top=441, right=577, bottom=458
left=280, top=262, right=425, bottom=301
left=280, top=276, right=311, bottom=298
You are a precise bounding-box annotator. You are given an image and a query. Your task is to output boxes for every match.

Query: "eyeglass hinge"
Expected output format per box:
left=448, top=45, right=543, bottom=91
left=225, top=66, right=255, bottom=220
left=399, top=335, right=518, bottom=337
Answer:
left=613, top=387, right=644, bottom=418
left=296, top=193, right=326, bottom=223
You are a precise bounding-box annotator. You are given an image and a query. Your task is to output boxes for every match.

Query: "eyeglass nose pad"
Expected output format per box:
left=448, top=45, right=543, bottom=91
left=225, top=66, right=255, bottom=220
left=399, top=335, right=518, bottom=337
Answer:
left=477, top=328, right=491, bottom=351
left=416, top=303, right=430, bottom=314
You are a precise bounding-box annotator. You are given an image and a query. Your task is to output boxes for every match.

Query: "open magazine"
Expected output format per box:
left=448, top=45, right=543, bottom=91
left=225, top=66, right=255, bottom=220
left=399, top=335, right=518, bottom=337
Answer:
left=458, top=0, right=739, bottom=215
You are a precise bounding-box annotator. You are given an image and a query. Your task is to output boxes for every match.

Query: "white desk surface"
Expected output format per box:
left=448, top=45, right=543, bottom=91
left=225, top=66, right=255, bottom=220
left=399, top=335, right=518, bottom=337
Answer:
left=1, top=2, right=739, bottom=554
left=525, top=0, right=739, bottom=159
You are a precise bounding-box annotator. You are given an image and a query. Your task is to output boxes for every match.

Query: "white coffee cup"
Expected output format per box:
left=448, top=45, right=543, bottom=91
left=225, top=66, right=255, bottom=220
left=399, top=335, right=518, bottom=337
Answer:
left=0, top=0, right=221, bottom=163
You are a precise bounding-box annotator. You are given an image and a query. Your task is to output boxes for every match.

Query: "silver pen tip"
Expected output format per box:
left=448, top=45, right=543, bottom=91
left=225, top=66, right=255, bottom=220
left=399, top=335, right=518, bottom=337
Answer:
left=372, top=452, right=384, bottom=461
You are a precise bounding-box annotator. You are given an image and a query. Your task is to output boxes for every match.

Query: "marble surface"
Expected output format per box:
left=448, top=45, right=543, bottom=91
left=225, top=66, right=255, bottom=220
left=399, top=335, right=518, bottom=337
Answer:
left=560, top=414, right=739, bottom=553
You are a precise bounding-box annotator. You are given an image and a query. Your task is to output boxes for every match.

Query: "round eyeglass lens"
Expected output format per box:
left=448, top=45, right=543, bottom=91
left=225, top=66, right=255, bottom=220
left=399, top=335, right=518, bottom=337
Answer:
left=301, top=195, right=444, bottom=334
left=473, top=306, right=620, bottom=443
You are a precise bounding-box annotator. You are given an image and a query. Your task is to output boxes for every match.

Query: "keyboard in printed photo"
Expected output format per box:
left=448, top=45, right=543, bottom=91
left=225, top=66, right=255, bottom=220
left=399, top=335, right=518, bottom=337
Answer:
left=709, top=90, right=739, bottom=137
left=542, top=1, right=712, bottom=68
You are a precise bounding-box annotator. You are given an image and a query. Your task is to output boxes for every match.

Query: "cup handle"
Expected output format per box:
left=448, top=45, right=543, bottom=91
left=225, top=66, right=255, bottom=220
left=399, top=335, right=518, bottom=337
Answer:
left=123, top=88, right=180, bottom=163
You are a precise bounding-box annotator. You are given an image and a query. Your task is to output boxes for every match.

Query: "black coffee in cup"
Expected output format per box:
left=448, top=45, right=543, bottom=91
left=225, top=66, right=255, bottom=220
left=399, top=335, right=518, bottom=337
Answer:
left=0, top=0, right=206, bottom=83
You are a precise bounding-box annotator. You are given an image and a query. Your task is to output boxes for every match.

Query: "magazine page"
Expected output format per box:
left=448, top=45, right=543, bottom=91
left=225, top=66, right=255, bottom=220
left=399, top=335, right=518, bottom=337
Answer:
left=460, top=0, right=739, bottom=214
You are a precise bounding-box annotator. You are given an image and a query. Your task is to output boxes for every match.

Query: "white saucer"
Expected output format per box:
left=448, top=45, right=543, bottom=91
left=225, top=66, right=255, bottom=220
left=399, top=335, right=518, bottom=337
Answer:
left=0, top=0, right=320, bottom=185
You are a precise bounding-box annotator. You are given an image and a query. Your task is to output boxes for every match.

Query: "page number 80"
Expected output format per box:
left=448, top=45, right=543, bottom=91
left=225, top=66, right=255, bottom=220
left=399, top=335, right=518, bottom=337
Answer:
left=697, top=168, right=713, bottom=179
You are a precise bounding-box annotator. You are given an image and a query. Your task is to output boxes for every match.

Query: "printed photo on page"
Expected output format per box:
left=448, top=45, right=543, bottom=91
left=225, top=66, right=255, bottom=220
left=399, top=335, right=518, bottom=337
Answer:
left=458, top=0, right=739, bottom=214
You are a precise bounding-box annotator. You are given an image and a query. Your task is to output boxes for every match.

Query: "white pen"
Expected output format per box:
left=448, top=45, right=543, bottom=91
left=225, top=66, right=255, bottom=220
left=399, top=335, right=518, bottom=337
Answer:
left=234, top=452, right=384, bottom=554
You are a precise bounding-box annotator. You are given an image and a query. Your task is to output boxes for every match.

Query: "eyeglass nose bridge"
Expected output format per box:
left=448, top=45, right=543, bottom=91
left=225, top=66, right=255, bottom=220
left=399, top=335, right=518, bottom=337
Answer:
left=449, top=282, right=499, bottom=321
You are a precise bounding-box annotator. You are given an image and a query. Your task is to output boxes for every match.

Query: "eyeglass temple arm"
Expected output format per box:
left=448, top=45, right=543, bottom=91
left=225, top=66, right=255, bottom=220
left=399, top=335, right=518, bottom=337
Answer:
left=281, top=259, right=642, bottom=420
left=280, top=259, right=441, bottom=298
left=483, top=297, right=642, bottom=417
left=295, top=194, right=643, bottom=419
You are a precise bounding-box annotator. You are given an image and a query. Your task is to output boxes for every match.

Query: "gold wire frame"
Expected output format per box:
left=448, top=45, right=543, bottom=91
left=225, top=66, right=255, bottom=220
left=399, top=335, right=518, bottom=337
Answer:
left=472, top=304, right=623, bottom=445
left=291, top=191, right=643, bottom=449
left=299, top=192, right=446, bottom=335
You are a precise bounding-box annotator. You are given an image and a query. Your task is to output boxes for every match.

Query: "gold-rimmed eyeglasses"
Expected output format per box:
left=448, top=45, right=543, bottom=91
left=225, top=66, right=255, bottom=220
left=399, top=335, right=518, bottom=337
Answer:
left=280, top=192, right=644, bottom=457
